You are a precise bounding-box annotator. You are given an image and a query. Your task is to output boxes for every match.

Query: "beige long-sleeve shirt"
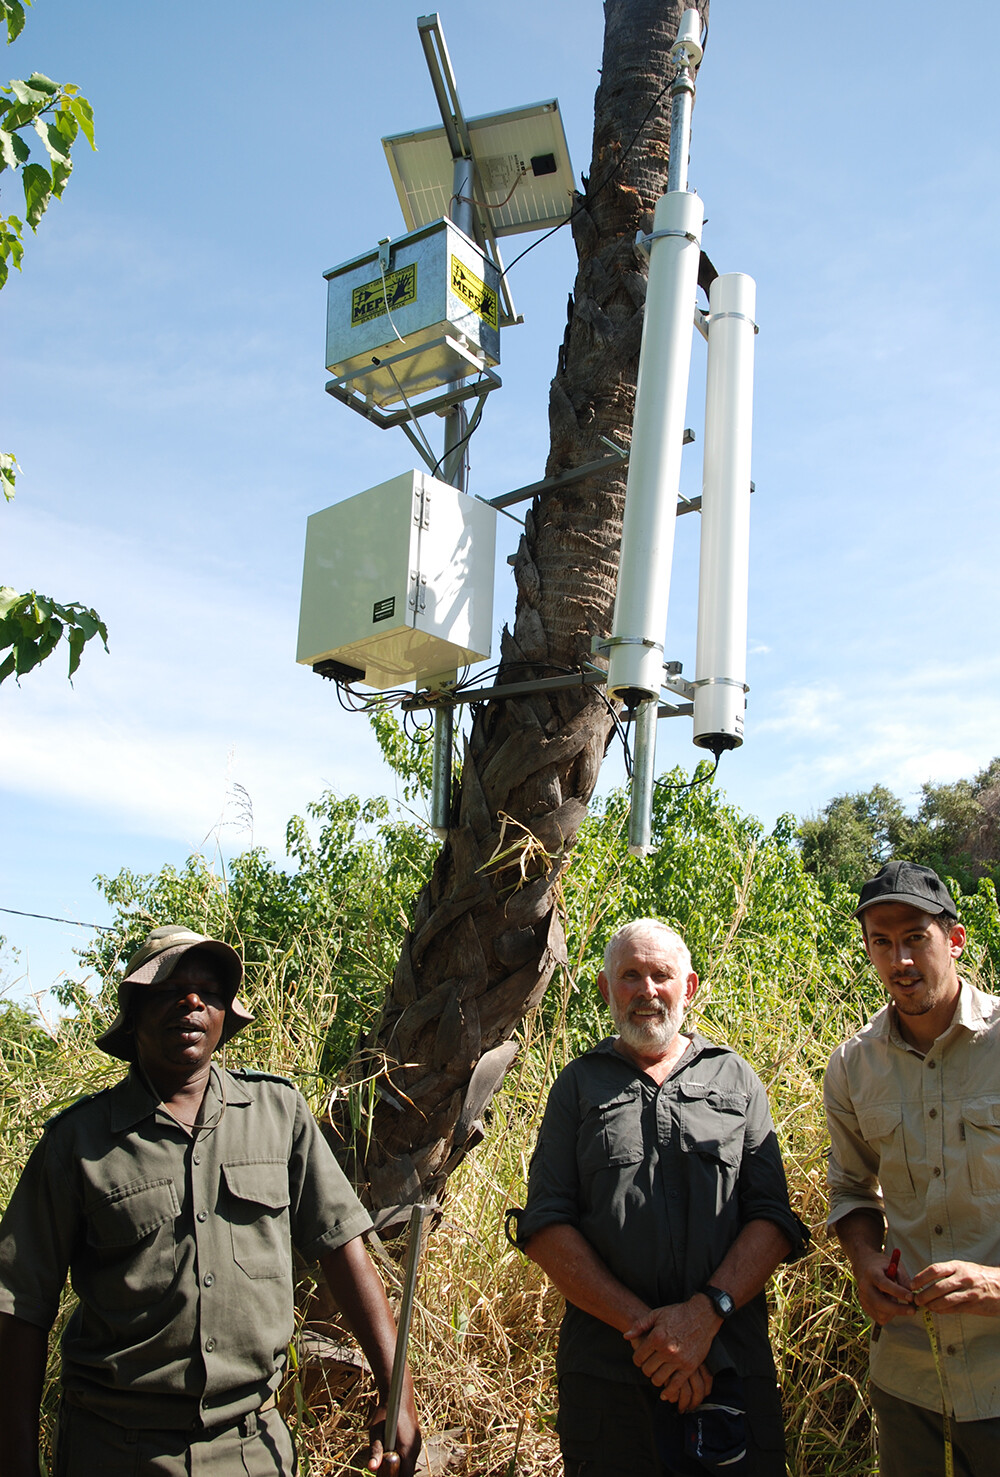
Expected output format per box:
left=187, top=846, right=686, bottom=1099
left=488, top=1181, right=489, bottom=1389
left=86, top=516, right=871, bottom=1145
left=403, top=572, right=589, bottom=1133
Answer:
left=824, top=979, right=1000, bottom=1420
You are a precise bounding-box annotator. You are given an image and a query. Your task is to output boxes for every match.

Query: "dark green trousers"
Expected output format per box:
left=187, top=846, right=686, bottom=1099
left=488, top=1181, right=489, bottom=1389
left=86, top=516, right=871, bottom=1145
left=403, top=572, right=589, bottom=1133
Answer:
left=556, top=1371, right=786, bottom=1477
left=54, top=1402, right=297, bottom=1476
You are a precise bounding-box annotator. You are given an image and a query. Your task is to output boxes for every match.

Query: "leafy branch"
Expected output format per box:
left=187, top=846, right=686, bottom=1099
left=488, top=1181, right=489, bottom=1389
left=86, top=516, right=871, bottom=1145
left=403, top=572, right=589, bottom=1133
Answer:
left=2, top=2, right=106, bottom=685
left=0, top=585, right=108, bottom=684
left=1, top=21, right=95, bottom=287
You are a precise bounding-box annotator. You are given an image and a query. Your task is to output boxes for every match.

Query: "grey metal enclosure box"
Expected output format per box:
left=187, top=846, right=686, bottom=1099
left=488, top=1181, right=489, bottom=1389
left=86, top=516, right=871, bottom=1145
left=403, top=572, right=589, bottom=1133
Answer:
left=324, top=219, right=501, bottom=409
left=297, top=470, right=497, bottom=689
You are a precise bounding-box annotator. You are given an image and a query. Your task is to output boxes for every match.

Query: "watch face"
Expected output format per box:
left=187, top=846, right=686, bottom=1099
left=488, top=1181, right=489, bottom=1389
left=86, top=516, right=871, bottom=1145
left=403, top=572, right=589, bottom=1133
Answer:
left=705, top=1286, right=735, bottom=1317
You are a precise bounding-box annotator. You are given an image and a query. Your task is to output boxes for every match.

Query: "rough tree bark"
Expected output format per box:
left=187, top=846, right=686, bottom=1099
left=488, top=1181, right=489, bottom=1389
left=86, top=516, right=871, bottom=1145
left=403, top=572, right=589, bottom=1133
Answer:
left=336, top=0, right=709, bottom=1225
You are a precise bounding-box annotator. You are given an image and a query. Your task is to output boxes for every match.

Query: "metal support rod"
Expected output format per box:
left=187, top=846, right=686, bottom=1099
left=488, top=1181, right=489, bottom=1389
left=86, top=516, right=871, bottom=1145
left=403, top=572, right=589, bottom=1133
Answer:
left=628, top=699, right=659, bottom=857
left=383, top=1202, right=427, bottom=1466
left=430, top=697, right=455, bottom=837
left=666, top=9, right=702, bottom=195
left=441, top=403, right=468, bottom=489
left=667, top=78, right=695, bottom=193
left=442, top=153, right=474, bottom=491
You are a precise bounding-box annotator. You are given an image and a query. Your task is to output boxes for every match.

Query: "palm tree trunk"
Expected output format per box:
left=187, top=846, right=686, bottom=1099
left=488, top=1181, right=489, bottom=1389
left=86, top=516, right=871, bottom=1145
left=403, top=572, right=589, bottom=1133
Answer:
left=336, top=0, right=709, bottom=1225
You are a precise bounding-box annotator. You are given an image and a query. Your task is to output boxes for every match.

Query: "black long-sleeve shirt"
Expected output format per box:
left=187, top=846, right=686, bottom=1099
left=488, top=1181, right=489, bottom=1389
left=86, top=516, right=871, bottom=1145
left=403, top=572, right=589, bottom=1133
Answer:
left=511, top=1033, right=808, bottom=1383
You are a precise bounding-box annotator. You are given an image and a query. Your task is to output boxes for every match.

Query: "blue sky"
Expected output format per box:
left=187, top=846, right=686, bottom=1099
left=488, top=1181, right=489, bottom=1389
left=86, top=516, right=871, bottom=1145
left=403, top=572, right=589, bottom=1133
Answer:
left=4, top=1, right=1000, bottom=1001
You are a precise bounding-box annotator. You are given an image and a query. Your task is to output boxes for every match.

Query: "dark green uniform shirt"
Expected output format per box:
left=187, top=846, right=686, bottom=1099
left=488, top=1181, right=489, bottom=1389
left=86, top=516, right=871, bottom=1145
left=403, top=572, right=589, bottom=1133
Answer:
left=0, top=1065, right=371, bottom=1430
left=510, top=1033, right=808, bottom=1384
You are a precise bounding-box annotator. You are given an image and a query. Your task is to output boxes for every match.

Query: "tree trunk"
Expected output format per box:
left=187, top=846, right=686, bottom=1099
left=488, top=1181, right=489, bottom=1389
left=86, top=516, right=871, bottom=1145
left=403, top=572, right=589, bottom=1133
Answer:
left=336, top=0, right=709, bottom=1226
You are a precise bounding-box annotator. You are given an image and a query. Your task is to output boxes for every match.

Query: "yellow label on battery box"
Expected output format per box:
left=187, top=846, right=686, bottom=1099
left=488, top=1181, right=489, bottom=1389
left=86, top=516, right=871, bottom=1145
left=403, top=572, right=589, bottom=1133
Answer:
left=450, top=255, right=498, bottom=330
left=351, top=263, right=417, bottom=327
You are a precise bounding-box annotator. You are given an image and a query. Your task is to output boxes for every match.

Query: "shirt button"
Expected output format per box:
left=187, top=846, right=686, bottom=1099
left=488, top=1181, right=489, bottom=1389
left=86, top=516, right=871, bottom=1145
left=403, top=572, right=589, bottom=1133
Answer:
left=933, top=1167, right=942, bottom=1176
left=928, top=1108, right=938, bottom=1119
left=934, top=1225, right=943, bottom=1235
left=928, top=1060, right=937, bottom=1069
left=203, top=1273, right=215, bottom=1287
left=196, top=1211, right=207, bottom=1223
left=193, top=1153, right=202, bottom=1165
left=205, top=1338, right=216, bottom=1353
left=946, top=1345, right=956, bottom=1356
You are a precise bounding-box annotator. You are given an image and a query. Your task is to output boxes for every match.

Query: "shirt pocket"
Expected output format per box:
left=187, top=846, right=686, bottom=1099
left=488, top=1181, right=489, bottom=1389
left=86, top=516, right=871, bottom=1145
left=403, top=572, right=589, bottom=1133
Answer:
left=576, top=1088, right=644, bottom=1178
left=677, top=1084, right=747, bottom=1167
left=960, top=1098, right=1000, bottom=1198
left=856, top=1103, right=916, bottom=1202
left=222, top=1161, right=292, bottom=1279
left=85, top=1178, right=180, bottom=1299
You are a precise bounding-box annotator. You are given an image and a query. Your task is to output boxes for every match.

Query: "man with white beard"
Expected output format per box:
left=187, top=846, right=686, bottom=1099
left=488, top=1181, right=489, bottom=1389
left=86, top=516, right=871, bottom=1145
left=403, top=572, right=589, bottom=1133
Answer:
left=508, top=920, right=807, bottom=1477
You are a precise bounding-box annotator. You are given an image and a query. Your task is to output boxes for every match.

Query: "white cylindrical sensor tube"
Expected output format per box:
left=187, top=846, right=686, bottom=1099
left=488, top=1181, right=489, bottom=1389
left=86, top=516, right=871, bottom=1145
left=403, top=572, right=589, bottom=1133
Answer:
left=607, top=190, right=704, bottom=702
left=693, top=272, right=756, bottom=752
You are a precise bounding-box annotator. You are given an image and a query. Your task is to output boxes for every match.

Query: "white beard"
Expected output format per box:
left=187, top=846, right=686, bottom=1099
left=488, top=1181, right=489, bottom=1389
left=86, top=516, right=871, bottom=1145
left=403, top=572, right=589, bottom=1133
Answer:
left=610, top=996, right=685, bottom=1054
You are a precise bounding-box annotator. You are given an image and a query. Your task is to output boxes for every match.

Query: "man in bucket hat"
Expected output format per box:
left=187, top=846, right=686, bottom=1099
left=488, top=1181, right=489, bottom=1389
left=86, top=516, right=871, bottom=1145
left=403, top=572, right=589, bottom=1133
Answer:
left=825, top=861, right=1000, bottom=1476
left=0, top=925, right=421, bottom=1476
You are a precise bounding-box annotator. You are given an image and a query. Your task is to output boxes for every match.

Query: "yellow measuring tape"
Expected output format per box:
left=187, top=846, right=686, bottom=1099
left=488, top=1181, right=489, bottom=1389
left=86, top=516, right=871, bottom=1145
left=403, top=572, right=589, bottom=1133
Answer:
left=922, top=1308, right=955, bottom=1477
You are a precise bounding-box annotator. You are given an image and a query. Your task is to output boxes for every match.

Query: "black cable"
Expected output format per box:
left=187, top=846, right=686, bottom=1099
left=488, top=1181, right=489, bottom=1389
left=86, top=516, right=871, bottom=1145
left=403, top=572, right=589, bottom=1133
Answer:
left=498, top=11, right=709, bottom=285
left=654, top=753, right=721, bottom=792
left=429, top=392, right=487, bottom=481
left=499, top=59, right=683, bottom=282
left=0, top=906, right=114, bottom=933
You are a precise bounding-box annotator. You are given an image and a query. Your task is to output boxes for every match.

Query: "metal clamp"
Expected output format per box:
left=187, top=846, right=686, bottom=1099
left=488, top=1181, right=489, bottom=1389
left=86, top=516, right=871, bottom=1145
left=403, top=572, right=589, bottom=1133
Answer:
left=691, top=676, right=750, bottom=693
left=634, top=227, right=700, bottom=254
left=592, top=635, right=664, bottom=655
left=709, top=310, right=759, bottom=335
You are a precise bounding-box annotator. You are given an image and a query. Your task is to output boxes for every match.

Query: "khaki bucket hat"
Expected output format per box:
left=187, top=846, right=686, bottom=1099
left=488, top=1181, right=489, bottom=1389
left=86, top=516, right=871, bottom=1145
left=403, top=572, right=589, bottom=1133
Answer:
left=96, top=924, right=254, bottom=1062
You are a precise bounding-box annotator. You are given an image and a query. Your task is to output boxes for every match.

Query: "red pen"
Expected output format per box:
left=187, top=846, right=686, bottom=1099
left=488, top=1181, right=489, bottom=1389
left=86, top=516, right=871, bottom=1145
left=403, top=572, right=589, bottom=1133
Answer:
left=873, top=1247, right=901, bottom=1342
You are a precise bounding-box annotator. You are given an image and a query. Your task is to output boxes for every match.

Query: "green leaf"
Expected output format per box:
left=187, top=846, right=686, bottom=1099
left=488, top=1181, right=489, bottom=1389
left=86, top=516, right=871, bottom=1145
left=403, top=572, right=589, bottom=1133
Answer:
left=51, top=100, right=78, bottom=148
left=0, top=213, right=24, bottom=282
left=66, top=92, right=95, bottom=149
left=67, top=622, right=85, bottom=677
left=33, top=115, right=72, bottom=162
left=21, top=158, right=50, bottom=229
left=49, top=153, right=70, bottom=196
left=2, top=2, right=28, bottom=47
left=9, top=76, right=51, bottom=108
left=1, top=450, right=19, bottom=500
left=25, top=72, right=58, bottom=97
left=0, top=126, right=29, bottom=169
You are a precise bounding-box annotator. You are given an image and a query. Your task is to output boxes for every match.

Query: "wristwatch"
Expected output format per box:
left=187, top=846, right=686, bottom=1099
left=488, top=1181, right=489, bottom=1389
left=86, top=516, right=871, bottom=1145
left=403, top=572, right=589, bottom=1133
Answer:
left=700, top=1284, right=736, bottom=1319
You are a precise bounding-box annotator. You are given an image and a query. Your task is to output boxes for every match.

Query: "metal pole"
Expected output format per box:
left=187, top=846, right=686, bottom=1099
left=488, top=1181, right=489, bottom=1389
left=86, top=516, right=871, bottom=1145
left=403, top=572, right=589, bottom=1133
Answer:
left=628, top=700, right=659, bottom=857
left=429, top=151, right=477, bottom=831
left=667, top=8, right=702, bottom=195
left=382, top=1202, right=427, bottom=1472
left=615, top=8, right=703, bottom=853
left=430, top=693, right=455, bottom=838
left=442, top=153, right=473, bottom=491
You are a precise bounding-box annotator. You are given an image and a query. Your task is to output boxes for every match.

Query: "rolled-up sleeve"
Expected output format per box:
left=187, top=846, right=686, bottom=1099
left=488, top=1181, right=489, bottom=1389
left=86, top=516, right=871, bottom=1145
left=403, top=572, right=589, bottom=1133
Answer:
left=823, top=1043, right=884, bottom=1230
left=738, top=1077, right=810, bottom=1260
left=507, top=1069, right=581, bottom=1251
left=286, top=1092, right=372, bottom=1260
left=0, top=1127, right=79, bottom=1331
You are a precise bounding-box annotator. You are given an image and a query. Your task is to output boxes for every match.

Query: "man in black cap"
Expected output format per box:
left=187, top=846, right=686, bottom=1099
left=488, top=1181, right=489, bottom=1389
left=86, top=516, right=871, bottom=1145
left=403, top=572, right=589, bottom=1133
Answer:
left=0, top=925, right=421, bottom=1476
left=825, top=862, right=1000, bottom=1476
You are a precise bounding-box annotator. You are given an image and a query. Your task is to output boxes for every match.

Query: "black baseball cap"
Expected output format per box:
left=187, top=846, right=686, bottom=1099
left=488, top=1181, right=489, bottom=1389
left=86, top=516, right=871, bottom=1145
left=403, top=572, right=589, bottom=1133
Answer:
left=854, top=860, right=958, bottom=920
